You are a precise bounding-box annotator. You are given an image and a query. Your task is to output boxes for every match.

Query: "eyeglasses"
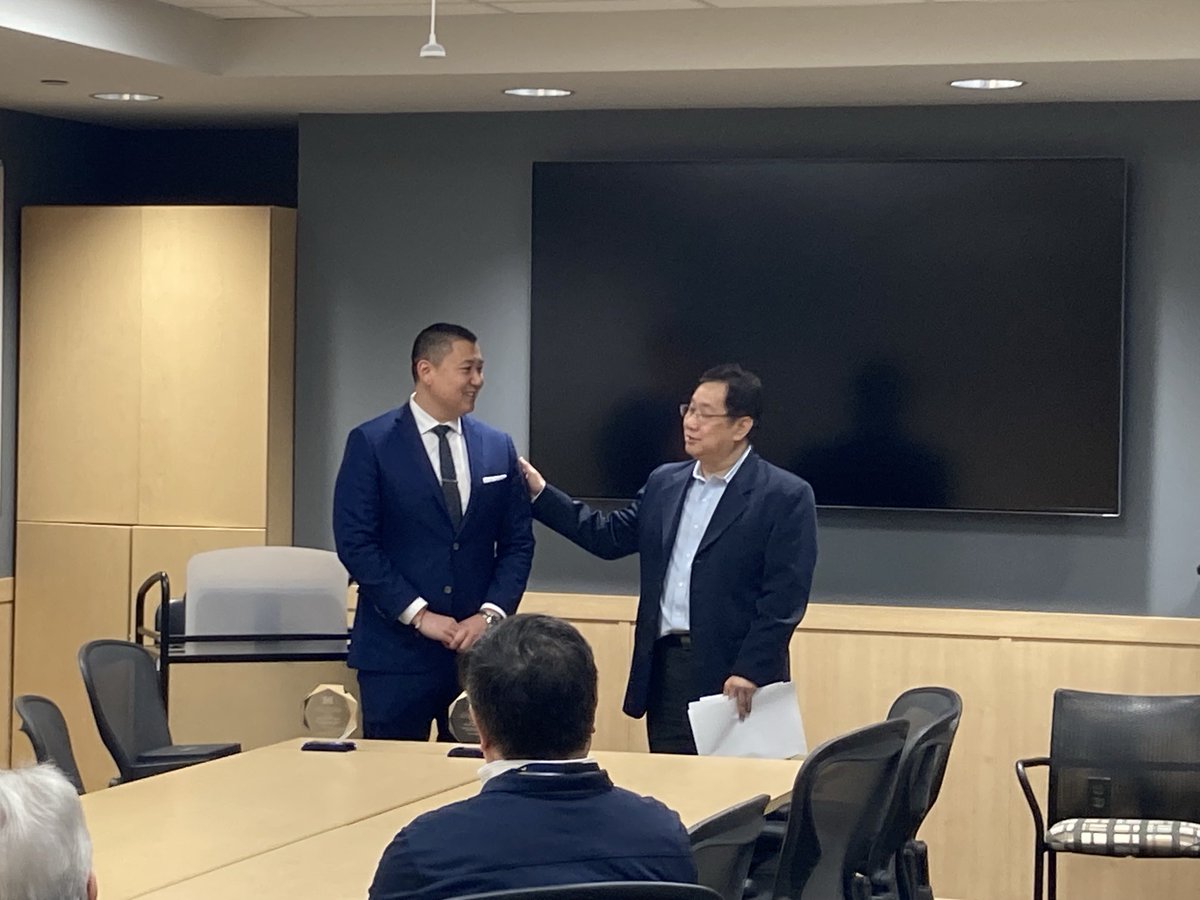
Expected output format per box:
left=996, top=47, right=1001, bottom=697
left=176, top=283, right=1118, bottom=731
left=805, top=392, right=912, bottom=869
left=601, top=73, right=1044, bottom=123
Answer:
left=679, top=403, right=735, bottom=420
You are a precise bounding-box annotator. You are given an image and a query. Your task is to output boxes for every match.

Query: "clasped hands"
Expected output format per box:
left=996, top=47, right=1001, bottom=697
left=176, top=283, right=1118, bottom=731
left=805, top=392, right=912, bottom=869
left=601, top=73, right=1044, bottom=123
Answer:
left=414, top=609, right=488, bottom=652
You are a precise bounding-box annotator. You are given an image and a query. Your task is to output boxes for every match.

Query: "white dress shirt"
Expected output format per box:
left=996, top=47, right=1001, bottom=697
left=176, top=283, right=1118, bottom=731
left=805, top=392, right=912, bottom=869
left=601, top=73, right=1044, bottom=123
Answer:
left=478, top=756, right=599, bottom=783
left=398, top=395, right=503, bottom=626
left=409, top=394, right=472, bottom=511
left=658, top=445, right=752, bottom=637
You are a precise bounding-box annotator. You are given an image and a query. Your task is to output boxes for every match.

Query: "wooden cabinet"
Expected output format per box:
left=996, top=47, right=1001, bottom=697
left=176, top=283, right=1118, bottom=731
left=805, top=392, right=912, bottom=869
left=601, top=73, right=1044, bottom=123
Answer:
left=12, top=206, right=296, bottom=789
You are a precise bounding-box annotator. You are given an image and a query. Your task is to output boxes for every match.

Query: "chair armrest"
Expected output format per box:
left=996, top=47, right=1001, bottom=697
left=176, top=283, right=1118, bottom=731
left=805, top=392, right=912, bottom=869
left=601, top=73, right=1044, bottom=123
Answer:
left=1015, top=757, right=1050, bottom=841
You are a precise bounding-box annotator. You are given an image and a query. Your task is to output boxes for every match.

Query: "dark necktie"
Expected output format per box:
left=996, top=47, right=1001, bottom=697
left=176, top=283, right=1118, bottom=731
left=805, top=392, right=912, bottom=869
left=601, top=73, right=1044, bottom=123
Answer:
left=432, top=424, right=463, bottom=528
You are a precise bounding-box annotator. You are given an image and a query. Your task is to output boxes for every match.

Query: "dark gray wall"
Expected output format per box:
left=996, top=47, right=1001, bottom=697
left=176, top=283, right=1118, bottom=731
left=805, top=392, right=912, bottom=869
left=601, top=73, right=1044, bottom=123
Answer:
left=294, top=104, right=1200, bottom=617
left=0, top=111, right=298, bottom=577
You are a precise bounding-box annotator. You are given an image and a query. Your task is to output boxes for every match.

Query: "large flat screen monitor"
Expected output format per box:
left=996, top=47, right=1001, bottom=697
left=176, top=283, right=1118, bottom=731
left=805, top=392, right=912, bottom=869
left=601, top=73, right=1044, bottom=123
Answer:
left=530, top=158, right=1126, bottom=515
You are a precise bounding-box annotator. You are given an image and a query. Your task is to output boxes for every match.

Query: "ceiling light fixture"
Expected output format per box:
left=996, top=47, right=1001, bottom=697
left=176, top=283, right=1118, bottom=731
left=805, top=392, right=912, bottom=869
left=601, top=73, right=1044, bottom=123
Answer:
left=90, top=91, right=161, bottom=102
left=419, top=0, right=445, bottom=58
left=949, top=78, right=1025, bottom=91
left=40, top=79, right=69, bottom=86
left=503, top=88, right=574, bottom=98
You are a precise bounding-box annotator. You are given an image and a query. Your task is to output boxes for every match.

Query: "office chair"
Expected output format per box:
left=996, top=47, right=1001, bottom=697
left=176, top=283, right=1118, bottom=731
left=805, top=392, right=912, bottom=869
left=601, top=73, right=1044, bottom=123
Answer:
left=865, top=687, right=963, bottom=900
left=78, top=639, right=240, bottom=783
left=14, top=694, right=86, bottom=794
left=689, top=794, right=770, bottom=900
left=1016, top=689, right=1200, bottom=900
left=770, top=718, right=909, bottom=900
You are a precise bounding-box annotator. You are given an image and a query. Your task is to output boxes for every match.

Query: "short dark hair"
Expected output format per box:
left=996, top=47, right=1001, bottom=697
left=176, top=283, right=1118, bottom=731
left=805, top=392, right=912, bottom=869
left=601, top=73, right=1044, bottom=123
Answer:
left=460, top=614, right=598, bottom=759
left=698, top=363, right=763, bottom=424
left=411, top=323, right=478, bottom=381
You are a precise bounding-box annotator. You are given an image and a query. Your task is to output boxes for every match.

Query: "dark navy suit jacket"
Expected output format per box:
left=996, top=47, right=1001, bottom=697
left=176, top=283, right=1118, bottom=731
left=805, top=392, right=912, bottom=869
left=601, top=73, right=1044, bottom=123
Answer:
left=367, top=762, right=697, bottom=900
left=333, top=404, right=534, bottom=673
left=533, top=451, right=817, bottom=717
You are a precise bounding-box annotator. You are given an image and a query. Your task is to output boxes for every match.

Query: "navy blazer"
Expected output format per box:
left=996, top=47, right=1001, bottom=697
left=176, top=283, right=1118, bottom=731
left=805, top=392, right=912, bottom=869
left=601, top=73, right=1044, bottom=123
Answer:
left=368, top=762, right=697, bottom=900
left=533, top=451, right=817, bottom=717
left=333, top=404, right=534, bottom=673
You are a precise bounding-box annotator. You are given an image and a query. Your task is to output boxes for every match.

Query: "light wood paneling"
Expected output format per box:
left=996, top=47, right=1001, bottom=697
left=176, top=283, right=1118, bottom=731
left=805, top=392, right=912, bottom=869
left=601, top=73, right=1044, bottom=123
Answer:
left=1003, top=638, right=1200, bottom=900
left=129, top=526, right=265, bottom=634
left=266, top=209, right=296, bottom=546
left=12, top=523, right=132, bottom=790
left=517, top=593, right=1200, bottom=900
left=792, top=630, right=1008, bottom=900
left=169, top=661, right=359, bottom=749
left=520, top=592, right=646, bottom=751
left=0, top=602, right=12, bottom=767
left=570, top=620, right=640, bottom=752
left=18, top=207, right=142, bottom=524
left=138, top=207, right=273, bottom=528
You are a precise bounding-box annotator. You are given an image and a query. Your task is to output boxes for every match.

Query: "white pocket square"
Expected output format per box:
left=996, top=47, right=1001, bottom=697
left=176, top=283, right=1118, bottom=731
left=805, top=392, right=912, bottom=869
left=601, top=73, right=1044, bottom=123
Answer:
left=481, top=473, right=508, bottom=484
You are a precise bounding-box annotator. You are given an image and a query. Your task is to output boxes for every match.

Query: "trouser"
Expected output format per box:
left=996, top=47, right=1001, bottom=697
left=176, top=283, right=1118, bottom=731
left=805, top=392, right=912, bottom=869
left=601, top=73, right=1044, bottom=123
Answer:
left=646, top=634, right=698, bottom=754
left=356, top=669, right=461, bottom=741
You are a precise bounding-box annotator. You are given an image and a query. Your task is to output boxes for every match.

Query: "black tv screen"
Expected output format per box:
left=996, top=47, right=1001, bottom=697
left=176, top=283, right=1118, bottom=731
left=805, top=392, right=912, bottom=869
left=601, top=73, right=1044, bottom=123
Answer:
left=530, top=159, right=1126, bottom=515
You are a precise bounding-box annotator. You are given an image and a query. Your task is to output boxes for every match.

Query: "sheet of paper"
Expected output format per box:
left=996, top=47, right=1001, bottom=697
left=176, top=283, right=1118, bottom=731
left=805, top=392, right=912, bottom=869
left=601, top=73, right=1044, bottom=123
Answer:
left=687, top=681, right=807, bottom=759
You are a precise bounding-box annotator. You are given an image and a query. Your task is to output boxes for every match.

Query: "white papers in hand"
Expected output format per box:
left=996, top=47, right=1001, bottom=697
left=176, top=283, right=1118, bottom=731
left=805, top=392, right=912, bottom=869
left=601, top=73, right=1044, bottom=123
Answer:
left=687, top=681, right=807, bottom=759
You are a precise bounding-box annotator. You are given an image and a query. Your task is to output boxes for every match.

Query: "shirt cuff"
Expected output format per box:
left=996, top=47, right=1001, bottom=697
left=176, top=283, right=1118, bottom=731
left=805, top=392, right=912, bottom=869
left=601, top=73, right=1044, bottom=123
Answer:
left=398, top=598, right=428, bottom=626
left=531, top=487, right=545, bottom=502
left=480, top=603, right=507, bottom=619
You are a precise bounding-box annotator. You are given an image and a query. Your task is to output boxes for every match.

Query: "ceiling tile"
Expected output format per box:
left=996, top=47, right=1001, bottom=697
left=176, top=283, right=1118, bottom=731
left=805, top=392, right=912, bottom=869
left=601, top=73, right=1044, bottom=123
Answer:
left=292, top=3, right=501, bottom=15
left=492, top=0, right=703, bottom=11
left=193, top=6, right=307, bottom=16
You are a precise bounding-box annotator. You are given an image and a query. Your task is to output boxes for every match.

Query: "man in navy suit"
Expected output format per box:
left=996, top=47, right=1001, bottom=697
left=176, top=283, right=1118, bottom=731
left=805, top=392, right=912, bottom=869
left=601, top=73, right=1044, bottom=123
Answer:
left=367, top=614, right=697, bottom=900
left=521, top=364, right=817, bottom=753
left=333, top=323, right=534, bottom=740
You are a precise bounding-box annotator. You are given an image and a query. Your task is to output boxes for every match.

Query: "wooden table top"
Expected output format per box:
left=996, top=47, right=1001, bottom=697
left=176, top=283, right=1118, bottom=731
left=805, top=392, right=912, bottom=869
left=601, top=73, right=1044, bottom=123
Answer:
left=83, top=744, right=481, bottom=899
left=126, top=742, right=800, bottom=900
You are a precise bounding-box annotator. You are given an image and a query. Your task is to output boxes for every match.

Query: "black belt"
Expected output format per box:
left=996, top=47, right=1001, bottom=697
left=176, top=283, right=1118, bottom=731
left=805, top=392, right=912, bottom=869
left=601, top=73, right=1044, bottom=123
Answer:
left=657, top=633, right=691, bottom=649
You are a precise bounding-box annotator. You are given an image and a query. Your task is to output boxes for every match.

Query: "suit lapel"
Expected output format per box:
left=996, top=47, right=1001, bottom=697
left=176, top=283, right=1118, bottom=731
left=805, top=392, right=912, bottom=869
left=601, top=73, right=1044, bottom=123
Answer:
left=659, top=464, right=693, bottom=561
left=696, top=452, right=758, bottom=555
left=396, top=404, right=455, bottom=529
left=458, top=417, right=483, bottom=532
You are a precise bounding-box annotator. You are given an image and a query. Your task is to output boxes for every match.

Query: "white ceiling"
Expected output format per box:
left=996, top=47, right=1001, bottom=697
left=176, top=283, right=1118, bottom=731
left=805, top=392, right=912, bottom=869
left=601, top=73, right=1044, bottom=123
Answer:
left=0, top=0, right=1199, bottom=125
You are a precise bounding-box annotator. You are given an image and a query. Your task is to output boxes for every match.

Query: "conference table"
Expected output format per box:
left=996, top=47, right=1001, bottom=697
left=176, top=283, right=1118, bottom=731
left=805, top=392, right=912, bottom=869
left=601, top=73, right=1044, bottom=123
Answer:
left=83, top=739, right=802, bottom=900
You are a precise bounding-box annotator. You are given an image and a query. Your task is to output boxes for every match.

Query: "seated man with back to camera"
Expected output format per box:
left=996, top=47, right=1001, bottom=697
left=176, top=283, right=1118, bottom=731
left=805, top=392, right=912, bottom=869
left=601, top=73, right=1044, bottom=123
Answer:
left=368, top=614, right=698, bottom=900
left=0, top=763, right=98, bottom=900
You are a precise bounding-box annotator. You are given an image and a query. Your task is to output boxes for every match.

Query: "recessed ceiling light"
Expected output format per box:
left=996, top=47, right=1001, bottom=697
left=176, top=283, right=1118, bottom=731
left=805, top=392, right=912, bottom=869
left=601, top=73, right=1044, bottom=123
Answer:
left=40, top=79, right=69, bottom=86
left=949, top=78, right=1025, bottom=91
left=503, top=88, right=573, bottom=98
left=90, top=92, right=162, bottom=102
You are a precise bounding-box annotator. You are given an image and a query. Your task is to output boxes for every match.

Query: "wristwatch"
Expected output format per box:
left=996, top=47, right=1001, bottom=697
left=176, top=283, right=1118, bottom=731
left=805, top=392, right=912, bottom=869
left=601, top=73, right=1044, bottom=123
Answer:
left=479, top=609, right=502, bottom=628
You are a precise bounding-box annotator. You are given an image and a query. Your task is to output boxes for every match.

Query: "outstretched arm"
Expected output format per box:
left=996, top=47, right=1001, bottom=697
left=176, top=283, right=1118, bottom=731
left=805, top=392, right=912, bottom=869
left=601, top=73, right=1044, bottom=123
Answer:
left=521, top=457, right=641, bottom=560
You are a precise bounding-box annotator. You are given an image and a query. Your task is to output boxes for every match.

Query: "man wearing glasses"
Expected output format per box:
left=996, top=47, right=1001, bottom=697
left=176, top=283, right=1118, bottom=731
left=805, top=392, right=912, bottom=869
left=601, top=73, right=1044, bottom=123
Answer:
left=520, top=364, right=817, bottom=753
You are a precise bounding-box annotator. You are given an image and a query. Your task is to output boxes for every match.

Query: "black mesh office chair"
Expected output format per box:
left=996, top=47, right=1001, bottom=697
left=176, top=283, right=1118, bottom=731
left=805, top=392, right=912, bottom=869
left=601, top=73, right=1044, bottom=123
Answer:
left=450, top=884, right=723, bottom=900
left=864, top=687, right=963, bottom=900
left=78, top=639, right=241, bottom=784
left=1015, top=689, right=1200, bottom=900
left=13, top=694, right=86, bottom=794
left=771, top=718, right=909, bottom=900
left=689, top=794, right=770, bottom=900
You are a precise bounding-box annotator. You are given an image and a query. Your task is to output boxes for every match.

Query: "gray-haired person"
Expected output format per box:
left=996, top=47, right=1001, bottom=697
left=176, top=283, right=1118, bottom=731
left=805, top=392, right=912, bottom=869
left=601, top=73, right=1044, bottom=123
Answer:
left=0, top=764, right=97, bottom=900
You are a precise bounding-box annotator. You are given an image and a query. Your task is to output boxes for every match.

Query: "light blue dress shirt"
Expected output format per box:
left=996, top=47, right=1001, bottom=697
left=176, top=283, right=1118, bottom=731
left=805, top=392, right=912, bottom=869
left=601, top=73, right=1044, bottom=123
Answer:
left=658, top=445, right=752, bottom=637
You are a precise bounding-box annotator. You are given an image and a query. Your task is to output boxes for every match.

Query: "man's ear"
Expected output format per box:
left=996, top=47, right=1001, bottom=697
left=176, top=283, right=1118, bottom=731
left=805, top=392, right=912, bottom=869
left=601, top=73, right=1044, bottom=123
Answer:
left=733, top=416, right=754, bottom=442
left=87, top=870, right=98, bottom=900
